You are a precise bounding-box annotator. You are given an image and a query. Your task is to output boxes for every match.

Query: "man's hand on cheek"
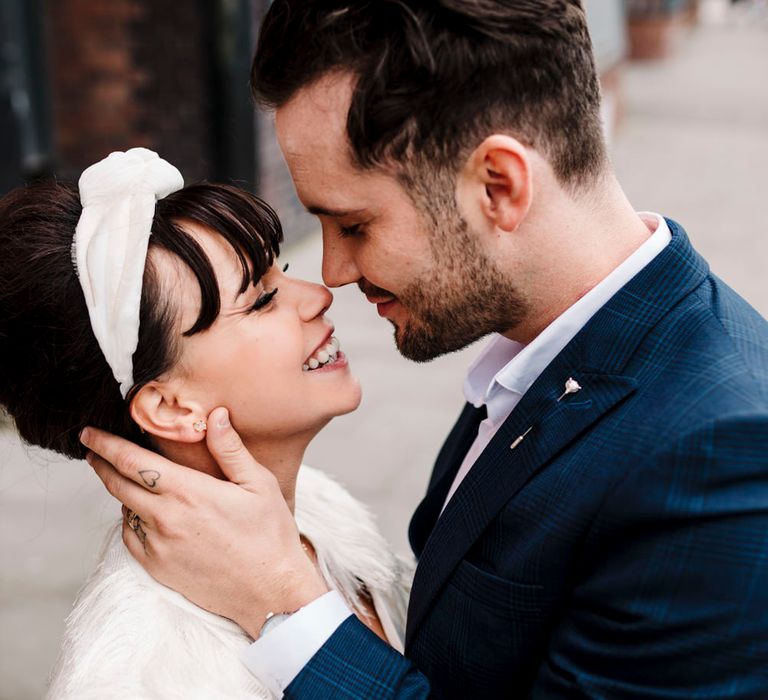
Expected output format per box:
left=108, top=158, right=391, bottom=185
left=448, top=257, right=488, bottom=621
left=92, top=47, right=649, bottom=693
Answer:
left=80, top=407, right=329, bottom=639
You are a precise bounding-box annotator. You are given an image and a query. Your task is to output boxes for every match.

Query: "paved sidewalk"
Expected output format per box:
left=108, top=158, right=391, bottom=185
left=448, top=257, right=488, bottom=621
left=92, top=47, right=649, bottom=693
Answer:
left=2, top=11, right=767, bottom=699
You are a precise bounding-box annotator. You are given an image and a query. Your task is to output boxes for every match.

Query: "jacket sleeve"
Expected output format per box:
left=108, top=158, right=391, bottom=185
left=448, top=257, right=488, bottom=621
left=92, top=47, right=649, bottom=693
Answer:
left=285, top=616, right=432, bottom=699
left=532, top=415, right=768, bottom=699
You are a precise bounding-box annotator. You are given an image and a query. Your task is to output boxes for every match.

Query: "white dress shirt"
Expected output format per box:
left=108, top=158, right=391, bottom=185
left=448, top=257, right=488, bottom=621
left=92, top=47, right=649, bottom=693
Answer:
left=442, top=213, right=671, bottom=510
left=242, top=213, right=672, bottom=691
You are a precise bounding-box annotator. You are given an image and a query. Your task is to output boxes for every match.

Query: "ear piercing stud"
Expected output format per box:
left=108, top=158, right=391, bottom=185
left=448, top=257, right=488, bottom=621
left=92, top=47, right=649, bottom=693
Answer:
left=193, top=419, right=207, bottom=433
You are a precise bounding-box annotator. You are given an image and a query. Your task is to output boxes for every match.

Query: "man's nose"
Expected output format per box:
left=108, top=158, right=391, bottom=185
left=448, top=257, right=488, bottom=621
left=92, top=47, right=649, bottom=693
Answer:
left=296, top=278, right=333, bottom=322
left=321, top=227, right=361, bottom=288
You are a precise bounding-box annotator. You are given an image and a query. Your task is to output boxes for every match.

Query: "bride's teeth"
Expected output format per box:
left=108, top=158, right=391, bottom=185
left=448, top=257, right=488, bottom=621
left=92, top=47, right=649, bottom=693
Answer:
left=303, top=336, right=343, bottom=371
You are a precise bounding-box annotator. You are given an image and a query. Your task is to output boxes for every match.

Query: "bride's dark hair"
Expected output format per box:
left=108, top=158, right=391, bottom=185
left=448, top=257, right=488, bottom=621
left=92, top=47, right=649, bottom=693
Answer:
left=0, top=180, right=282, bottom=459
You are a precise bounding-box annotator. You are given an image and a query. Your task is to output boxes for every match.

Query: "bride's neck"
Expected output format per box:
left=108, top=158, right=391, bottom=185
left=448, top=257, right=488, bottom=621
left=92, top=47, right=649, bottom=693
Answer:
left=157, top=435, right=310, bottom=513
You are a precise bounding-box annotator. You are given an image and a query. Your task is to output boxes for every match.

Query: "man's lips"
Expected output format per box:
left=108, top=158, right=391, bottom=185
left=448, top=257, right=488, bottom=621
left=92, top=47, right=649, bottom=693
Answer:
left=364, top=294, right=396, bottom=305
left=376, top=300, right=399, bottom=318
left=366, top=295, right=399, bottom=318
left=360, top=281, right=399, bottom=318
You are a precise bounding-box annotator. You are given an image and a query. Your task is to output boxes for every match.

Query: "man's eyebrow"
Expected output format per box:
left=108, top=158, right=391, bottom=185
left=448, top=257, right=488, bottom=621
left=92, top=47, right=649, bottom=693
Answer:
left=305, top=204, right=367, bottom=218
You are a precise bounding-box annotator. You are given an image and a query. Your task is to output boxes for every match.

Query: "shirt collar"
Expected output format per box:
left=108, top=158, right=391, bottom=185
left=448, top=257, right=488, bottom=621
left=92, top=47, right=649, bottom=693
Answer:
left=464, top=213, right=672, bottom=409
left=463, top=335, right=524, bottom=407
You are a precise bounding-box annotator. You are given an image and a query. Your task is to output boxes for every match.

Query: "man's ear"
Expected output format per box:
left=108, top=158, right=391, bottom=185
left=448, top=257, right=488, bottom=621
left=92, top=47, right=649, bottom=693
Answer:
left=456, top=134, right=532, bottom=235
left=130, top=382, right=207, bottom=444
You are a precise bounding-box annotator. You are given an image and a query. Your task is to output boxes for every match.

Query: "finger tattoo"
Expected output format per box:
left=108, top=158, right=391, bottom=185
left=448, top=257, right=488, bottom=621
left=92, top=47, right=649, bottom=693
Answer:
left=139, top=469, right=161, bottom=488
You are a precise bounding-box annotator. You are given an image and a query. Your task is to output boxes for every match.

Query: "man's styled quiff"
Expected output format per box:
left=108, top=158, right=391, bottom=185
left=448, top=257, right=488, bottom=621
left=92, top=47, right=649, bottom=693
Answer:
left=251, top=0, right=607, bottom=188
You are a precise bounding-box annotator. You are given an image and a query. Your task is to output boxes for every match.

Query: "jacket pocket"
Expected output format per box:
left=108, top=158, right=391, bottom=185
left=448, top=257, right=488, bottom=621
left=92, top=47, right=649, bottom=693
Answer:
left=449, top=558, right=545, bottom=621
left=413, top=559, right=548, bottom=695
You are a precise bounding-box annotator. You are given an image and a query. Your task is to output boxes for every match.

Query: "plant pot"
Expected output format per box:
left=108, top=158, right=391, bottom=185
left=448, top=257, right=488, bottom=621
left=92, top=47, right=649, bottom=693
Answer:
left=627, top=11, right=688, bottom=60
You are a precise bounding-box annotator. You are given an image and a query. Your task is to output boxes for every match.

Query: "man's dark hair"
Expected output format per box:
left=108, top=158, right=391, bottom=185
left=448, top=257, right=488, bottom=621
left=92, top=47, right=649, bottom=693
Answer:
left=252, top=0, right=606, bottom=188
left=0, top=181, right=282, bottom=459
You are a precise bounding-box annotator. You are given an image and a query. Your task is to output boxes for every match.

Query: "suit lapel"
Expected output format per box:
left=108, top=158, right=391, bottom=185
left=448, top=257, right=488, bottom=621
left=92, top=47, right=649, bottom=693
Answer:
left=406, top=365, right=637, bottom=645
left=409, top=403, right=487, bottom=557
left=405, top=219, right=710, bottom=647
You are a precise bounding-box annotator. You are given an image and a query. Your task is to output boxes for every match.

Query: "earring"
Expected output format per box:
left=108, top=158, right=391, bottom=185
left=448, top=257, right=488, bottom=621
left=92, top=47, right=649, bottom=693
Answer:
left=193, top=419, right=207, bottom=433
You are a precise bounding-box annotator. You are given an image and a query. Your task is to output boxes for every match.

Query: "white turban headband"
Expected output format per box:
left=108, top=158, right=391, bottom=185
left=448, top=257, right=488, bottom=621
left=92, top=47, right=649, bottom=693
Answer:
left=73, top=148, right=184, bottom=398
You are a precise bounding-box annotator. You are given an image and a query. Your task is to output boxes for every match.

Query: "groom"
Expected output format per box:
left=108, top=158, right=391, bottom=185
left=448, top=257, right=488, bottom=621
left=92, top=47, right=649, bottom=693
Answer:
left=82, top=1, right=768, bottom=697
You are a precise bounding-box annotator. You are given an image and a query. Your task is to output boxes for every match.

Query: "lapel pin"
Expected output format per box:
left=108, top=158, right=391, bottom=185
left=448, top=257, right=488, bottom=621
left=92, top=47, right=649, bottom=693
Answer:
left=510, top=426, right=533, bottom=451
left=510, top=378, right=582, bottom=450
left=557, top=377, right=582, bottom=402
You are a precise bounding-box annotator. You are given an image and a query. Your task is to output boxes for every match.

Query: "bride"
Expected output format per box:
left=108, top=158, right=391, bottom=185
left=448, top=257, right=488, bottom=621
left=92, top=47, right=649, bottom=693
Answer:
left=0, top=149, right=411, bottom=699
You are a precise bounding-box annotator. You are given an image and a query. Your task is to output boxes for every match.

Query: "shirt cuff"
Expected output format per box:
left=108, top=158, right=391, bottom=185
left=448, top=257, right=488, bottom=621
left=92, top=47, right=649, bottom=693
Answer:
left=241, top=590, right=353, bottom=695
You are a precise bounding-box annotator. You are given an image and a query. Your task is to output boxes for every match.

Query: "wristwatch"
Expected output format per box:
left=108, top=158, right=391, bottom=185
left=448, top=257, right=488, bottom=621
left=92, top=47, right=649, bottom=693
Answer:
left=258, top=610, right=298, bottom=638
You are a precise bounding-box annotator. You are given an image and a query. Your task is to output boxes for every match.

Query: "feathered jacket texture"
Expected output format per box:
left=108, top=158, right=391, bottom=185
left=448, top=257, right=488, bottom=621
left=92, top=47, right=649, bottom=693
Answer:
left=46, top=466, right=412, bottom=699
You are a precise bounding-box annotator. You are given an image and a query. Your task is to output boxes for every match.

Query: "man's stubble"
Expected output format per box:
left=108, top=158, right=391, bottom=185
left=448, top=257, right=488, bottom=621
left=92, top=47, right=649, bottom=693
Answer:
left=392, top=185, right=529, bottom=363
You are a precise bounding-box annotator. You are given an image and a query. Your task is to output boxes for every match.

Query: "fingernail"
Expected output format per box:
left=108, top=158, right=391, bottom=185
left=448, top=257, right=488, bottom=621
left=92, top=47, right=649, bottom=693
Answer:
left=216, top=408, right=230, bottom=429
left=85, top=451, right=94, bottom=466
left=80, top=428, right=91, bottom=446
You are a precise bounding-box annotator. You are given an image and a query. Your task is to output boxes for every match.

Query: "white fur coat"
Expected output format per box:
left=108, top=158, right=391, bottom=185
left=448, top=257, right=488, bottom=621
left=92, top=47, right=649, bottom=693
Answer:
left=46, top=466, right=413, bottom=699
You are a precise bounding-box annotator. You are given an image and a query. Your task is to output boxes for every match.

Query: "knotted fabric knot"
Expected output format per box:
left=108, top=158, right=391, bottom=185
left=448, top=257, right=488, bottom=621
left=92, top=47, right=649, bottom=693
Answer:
left=73, top=148, right=184, bottom=398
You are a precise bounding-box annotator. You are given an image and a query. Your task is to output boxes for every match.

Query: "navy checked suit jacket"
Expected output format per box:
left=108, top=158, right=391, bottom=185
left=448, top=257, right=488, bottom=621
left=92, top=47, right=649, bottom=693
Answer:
left=286, top=221, right=768, bottom=699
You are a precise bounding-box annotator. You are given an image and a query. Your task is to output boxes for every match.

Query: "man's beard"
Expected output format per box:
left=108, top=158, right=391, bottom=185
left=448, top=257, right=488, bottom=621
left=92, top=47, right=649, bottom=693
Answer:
left=364, top=214, right=528, bottom=363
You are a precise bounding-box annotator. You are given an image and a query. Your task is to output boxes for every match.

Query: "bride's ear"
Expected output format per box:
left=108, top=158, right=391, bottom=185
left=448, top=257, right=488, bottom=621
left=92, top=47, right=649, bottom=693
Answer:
left=130, top=382, right=207, bottom=443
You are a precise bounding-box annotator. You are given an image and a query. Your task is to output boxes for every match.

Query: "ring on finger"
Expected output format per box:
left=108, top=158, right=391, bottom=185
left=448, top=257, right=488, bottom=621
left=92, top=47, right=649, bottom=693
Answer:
left=125, top=509, right=148, bottom=545
left=125, top=509, right=142, bottom=534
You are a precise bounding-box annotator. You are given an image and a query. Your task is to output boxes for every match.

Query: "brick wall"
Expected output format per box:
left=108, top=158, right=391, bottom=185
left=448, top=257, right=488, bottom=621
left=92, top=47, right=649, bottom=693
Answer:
left=41, top=0, right=319, bottom=243
left=45, top=0, right=213, bottom=181
left=132, top=0, right=214, bottom=182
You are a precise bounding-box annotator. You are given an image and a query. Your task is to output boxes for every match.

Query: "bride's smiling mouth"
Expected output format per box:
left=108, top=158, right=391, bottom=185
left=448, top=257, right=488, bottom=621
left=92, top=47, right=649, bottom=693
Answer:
left=302, top=334, right=344, bottom=372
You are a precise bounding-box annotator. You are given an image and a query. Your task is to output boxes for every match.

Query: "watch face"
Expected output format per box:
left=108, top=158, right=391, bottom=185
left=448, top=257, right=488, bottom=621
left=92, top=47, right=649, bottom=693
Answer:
left=259, top=612, right=293, bottom=638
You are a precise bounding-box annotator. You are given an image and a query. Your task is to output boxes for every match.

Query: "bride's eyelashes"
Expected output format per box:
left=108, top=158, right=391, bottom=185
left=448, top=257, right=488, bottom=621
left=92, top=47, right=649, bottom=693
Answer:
left=248, top=288, right=278, bottom=313
left=244, top=263, right=287, bottom=314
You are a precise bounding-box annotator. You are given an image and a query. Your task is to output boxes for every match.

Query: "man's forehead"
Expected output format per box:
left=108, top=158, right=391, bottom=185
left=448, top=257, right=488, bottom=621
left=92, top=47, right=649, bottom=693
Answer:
left=273, top=72, right=407, bottom=215
left=275, top=72, right=355, bottom=166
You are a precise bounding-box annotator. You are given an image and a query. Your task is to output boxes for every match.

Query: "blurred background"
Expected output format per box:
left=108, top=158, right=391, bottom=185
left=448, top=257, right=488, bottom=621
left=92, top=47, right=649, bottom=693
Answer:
left=1, top=0, right=767, bottom=697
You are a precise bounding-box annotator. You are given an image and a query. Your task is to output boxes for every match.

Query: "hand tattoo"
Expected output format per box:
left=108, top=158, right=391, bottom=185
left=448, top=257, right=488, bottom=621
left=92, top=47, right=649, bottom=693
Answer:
left=139, top=469, right=161, bottom=488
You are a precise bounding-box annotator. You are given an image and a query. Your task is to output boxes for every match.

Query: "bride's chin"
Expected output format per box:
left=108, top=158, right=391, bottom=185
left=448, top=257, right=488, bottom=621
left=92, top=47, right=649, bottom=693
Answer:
left=346, top=379, right=363, bottom=411
left=327, top=383, right=363, bottom=419
left=337, top=399, right=362, bottom=417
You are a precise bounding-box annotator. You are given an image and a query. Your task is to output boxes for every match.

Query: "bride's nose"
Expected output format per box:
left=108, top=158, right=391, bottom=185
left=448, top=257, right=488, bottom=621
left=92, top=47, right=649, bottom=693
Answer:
left=295, top=278, right=333, bottom=321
